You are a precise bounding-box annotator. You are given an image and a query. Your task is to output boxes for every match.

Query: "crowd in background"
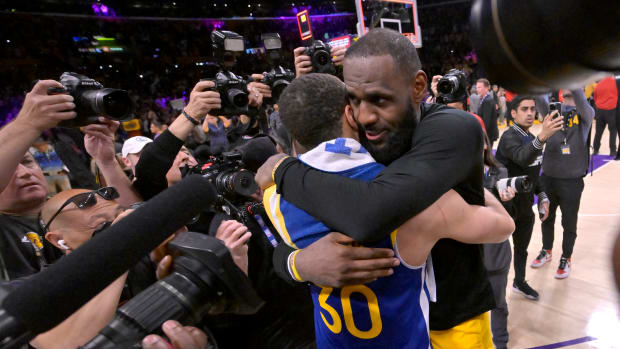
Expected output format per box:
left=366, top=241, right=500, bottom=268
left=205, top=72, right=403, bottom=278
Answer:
left=0, top=1, right=476, bottom=127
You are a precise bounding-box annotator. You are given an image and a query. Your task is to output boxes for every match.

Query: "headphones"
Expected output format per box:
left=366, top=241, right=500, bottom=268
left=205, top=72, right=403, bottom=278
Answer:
left=58, top=239, right=70, bottom=251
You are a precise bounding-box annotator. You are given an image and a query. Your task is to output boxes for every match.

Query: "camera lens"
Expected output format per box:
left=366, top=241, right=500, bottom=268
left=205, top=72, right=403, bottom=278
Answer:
left=314, top=50, right=331, bottom=67
left=81, top=88, right=134, bottom=120
left=217, top=170, right=258, bottom=197
left=102, top=90, right=134, bottom=120
left=438, top=79, right=457, bottom=95
left=227, top=89, right=249, bottom=108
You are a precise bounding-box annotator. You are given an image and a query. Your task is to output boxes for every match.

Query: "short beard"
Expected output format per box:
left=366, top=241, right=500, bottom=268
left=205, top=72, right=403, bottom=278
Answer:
left=356, top=100, right=418, bottom=165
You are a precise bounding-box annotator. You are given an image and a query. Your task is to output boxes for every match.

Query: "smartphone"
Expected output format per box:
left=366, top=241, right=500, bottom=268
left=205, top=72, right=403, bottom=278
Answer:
left=297, top=10, right=313, bottom=41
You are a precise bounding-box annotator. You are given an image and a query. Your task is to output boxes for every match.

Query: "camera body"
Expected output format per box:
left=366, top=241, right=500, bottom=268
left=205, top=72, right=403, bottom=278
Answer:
left=262, top=66, right=295, bottom=103
left=51, top=72, right=134, bottom=127
left=437, top=69, right=469, bottom=105
left=188, top=151, right=258, bottom=206
left=83, top=232, right=264, bottom=349
left=304, top=40, right=336, bottom=75
left=496, top=175, right=532, bottom=193
left=202, top=71, right=249, bottom=117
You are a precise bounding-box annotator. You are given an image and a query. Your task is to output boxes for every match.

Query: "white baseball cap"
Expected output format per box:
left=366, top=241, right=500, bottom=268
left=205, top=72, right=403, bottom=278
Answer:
left=122, top=136, right=153, bottom=158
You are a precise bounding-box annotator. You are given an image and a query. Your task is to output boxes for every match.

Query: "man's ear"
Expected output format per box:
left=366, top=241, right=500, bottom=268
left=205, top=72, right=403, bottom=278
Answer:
left=344, top=105, right=359, bottom=131
left=511, top=108, right=517, bottom=119
left=411, top=70, right=428, bottom=104
left=45, top=231, right=63, bottom=250
left=122, top=157, right=132, bottom=168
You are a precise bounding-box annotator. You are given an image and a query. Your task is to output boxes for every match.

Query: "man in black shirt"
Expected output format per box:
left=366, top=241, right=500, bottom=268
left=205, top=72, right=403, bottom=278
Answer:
left=257, top=29, right=496, bottom=347
left=0, top=80, right=74, bottom=280
left=495, top=95, right=563, bottom=300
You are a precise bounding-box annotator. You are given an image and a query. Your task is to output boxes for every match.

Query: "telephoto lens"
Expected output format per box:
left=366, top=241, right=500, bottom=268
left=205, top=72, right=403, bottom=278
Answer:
left=470, top=0, right=620, bottom=93
left=79, top=89, right=134, bottom=120
left=496, top=175, right=532, bottom=193
left=82, top=232, right=264, bottom=349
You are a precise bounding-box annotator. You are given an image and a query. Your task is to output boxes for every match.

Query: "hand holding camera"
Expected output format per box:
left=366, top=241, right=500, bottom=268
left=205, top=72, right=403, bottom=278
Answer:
left=331, top=46, right=347, bottom=66
left=431, top=75, right=443, bottom=97
left=538, top=110, right=564, bottom=142
left=498, top=186, right=516, bottom=202
left=16, top=80, right=77, bottom=133
left=142, top=320, right=208, bottom=349
left=294, top=47, right=313, bottom=77
left=185, top=80, right=222, bottom=120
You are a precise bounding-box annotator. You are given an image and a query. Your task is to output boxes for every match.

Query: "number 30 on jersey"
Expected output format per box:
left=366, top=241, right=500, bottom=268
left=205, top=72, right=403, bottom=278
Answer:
left=318, top=285, right=383, bottom=339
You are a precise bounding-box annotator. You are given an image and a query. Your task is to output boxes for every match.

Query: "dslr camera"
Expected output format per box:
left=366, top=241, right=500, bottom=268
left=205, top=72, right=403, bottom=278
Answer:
left=259, top=33, right=295, bottom=103
left=202, top=71, right=249, bottom=117
left=48, top=72, right=134, bottom=128
left=304, top=40, right=336, bottom=75
left=205, top=30, right=250, bottom=116
left=183, top=150, right=258, bottom=215
left=261, top=67, right=296, bottom=104
left=436, top=69, right=469, bottom=105
left=496, top=175, right=532, bottom=193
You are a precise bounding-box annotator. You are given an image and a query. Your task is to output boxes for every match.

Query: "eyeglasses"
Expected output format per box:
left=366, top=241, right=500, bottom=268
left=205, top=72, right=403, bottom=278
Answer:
left=40, top=187, right=119, bottom=232
left=563, top=94, right=573, bottom=99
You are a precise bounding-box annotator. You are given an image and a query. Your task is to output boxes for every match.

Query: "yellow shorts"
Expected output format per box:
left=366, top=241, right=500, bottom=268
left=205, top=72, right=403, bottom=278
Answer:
left=430, top=312, right=494, bottom=349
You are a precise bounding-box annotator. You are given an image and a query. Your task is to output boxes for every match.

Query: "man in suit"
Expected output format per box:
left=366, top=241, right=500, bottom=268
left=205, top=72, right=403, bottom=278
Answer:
left=478, top=78, right=499, bottom=147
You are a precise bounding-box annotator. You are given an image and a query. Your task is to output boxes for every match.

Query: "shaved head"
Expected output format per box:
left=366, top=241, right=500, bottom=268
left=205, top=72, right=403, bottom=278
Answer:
left=41, top=189, right=91, bottom=229
left=42, top=188, right=123, bottom=252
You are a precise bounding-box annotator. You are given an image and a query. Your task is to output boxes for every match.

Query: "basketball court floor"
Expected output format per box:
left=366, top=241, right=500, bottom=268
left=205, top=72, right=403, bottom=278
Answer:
left=495, top=121, right=620, bottom=348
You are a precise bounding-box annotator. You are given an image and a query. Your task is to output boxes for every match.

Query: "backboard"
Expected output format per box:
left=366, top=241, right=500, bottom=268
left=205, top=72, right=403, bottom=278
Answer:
left=355, top=0, right=422, bottom=47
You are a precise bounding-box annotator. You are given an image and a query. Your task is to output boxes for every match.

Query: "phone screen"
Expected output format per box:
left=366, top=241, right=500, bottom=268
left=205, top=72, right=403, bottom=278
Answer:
left=297, top=10, right=313, bottom=41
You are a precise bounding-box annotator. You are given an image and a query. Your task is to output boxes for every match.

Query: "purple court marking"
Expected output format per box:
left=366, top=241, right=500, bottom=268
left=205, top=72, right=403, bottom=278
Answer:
left=527, top=336, right=597, bottom=349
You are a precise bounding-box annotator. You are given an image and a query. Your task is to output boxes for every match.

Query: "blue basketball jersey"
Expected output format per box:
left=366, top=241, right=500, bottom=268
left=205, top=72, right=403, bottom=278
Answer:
left=264, top=138, right=436, bottom=349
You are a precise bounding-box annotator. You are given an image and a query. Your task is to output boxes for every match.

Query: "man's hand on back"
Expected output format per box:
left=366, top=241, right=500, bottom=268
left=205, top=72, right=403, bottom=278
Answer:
left=295, top=232, right=400, bottom=287
left=15, top=80, right=77, bottom=132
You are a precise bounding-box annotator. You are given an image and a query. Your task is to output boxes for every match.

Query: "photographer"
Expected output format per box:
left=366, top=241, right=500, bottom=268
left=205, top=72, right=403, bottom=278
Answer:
left=293, top=45, right=347, bottom=77
left=495, top=95, right=563, bottom=300
left=0, top=80, right=75, bottom=281
left=530, top=89, right=594, bottom=279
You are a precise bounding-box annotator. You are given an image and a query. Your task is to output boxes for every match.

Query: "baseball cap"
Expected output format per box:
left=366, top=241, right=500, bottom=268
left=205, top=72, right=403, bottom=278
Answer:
left=122, top=136, right=153, bottom=158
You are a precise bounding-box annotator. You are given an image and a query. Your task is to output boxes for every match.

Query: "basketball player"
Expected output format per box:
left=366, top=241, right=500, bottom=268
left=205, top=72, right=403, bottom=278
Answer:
left=263, top=74, right=514, bottom=348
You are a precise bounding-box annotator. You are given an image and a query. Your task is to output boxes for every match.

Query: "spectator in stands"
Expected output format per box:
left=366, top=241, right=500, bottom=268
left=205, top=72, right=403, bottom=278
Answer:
left=30, top=137, right=71, bottom=195
left=150, top=119, right=168, bottom=139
